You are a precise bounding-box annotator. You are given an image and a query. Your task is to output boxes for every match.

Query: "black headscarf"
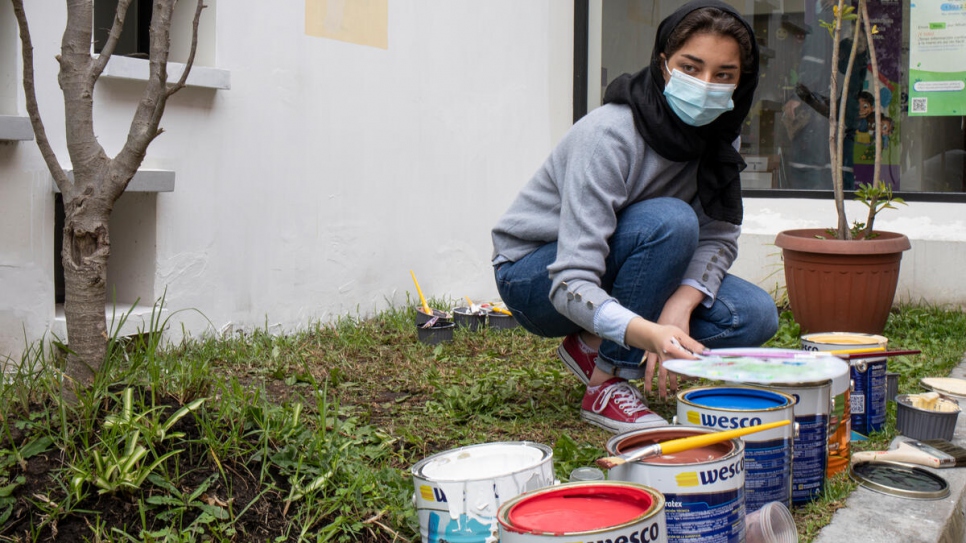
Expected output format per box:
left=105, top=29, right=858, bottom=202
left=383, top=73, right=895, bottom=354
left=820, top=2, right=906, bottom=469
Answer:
left=603, top=0, right=759, bottom=225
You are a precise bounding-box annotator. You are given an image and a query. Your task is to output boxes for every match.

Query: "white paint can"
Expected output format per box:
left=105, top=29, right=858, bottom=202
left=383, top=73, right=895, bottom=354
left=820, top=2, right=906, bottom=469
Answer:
left=498, top=481, right=667, bottom=543
left=411, top=441, right=554, bottom=543
left=606, top=426, right=746, bottom=542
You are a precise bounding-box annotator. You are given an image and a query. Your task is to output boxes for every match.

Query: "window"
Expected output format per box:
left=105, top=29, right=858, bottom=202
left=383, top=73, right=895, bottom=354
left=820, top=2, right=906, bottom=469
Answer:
left=579, top=1, right=966, bottom=199
left=94, top=0, right=217, bottom=66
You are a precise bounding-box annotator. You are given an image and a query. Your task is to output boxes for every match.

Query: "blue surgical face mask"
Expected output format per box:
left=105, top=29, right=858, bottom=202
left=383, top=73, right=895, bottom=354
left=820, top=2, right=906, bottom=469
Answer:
left=663, top=62, right=736, bottom=126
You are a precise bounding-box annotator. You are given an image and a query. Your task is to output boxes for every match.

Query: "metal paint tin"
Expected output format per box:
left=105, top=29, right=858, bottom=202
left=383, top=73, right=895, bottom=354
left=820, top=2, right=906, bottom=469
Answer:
left=802, top=333, right=889, bottom=438
left=764, top=380, right=832, bottom=505
left=677, top=386, right=796, bottom=513
left=411, top=441, right=554, bottom=543
left=497, top=481, right=667, bottom=543
left=606, top=426, right=745, bottom=543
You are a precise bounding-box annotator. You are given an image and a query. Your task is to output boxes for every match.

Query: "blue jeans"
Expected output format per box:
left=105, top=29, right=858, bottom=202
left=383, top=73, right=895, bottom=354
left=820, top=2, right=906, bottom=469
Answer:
left=495, top=198, right=778, bottom=380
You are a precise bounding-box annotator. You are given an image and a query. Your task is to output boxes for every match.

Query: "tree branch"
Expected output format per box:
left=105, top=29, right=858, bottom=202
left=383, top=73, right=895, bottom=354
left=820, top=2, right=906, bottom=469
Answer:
left=11, top=0, right=71, bottom=193
left=166, top=0, right=206, bottom=98
left=91, top=0, right=135, bottom=82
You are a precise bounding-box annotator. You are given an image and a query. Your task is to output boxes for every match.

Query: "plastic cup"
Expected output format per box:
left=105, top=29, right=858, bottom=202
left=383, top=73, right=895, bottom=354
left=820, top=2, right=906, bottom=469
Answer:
left=569, top=466, right=605, bottom=482
left=746, top=501, right=798, bottom=543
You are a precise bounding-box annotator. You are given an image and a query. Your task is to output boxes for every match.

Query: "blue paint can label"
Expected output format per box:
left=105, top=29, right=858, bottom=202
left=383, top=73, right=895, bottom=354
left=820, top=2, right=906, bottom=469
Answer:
left=677, top=386, right=796, bottom=513
left=768, top=382, right=831, bottom=505
left=851, top=358, right=888, bottom=435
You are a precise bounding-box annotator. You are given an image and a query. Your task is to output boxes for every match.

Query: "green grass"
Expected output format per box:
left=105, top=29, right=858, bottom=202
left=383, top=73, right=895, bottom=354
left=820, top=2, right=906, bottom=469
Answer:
left=1, top=300, right=965, bottom=541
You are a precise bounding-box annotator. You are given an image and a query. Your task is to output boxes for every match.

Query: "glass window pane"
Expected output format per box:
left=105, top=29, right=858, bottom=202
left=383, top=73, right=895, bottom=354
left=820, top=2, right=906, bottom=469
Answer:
left=593, top=0, right=965, bottom=195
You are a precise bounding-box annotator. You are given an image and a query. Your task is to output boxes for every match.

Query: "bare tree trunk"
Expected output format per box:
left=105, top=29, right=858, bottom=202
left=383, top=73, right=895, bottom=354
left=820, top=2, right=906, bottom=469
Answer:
left=12, top=0, right=204, bottom=389
left=828, top=0, right=850, bottom=239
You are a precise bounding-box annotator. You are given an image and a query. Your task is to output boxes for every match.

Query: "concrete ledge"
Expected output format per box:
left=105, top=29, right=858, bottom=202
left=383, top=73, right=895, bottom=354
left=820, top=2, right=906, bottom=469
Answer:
left=814, top=354, right=966, bottom=543
left=52, top=169, right=175, bottom=193
left=0, top=115, right=34, bottom=141
left=49, top=303, right=168, bottom=342
left=99, top=55, right=231, bottom=90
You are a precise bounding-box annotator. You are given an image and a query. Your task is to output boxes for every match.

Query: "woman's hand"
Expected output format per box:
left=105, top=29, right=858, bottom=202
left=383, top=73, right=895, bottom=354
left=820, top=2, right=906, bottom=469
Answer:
left=640, top=285, right=706, bottom=400
left=625, top=318, right=704, bottom=401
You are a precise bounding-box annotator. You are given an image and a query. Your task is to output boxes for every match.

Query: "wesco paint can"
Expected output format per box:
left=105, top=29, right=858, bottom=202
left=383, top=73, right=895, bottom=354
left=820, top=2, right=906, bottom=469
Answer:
left=676, top=386, right=796, bottom=513
left=761, top=380, right=832, bottom=505
left=802, top=332, right=889, bottom=438
left=606, top=426, right=745, bottom=543
left=498, top=481, right=667, bottom=543
left=411, top=441, right=554, bottom=543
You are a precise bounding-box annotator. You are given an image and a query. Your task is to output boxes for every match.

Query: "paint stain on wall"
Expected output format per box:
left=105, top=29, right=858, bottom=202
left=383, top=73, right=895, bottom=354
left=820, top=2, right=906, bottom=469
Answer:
left=305, top=0, right=388, bottom=49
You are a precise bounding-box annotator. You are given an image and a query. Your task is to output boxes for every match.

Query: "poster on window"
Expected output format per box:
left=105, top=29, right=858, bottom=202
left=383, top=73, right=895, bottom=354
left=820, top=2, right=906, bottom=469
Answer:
left=853, top=0, right=902, bottom=188
left=908, top=1, right=966, bottom=116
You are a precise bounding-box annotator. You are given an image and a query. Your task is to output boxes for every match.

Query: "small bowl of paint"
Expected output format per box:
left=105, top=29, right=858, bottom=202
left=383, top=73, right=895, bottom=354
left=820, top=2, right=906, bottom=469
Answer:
left=416, top=320, right=456, bottom=345
left=896, top=393, right=961, bottom=441
left=484, top=305, right=519, bottom=331
left=453, top=306, right=487, bottom=332
left=414, top=307, right=452, bottom=326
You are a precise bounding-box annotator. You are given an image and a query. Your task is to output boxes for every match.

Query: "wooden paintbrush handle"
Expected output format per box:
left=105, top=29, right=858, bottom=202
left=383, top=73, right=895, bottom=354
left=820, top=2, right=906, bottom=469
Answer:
left=852, top=448, right=940, bottom=468
left=660, top=420, right=791, bottom=455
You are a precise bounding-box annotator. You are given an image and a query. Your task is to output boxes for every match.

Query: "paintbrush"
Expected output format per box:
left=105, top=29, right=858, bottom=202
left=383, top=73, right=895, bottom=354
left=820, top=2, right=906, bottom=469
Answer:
left=852, top=439, right=966, bottom=468
left=409, top=270, right=433, bottom=316
left=834, top=349, right=921, bottom=360
left=595, top=419, right=791, bottom=469
left=698, top=348, right=920, bottom=360
left=489, top=305, right=513, bottom=316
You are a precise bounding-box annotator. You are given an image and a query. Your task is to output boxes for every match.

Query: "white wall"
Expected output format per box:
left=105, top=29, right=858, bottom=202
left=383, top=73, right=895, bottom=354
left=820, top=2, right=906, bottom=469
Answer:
left=1, top=1, right=964, bottom=364
left=0, top=1, right=574, bottom=361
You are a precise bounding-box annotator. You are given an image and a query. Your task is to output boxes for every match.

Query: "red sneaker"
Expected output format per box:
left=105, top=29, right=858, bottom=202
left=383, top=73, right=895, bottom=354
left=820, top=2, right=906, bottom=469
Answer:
left=557, top=333, right=596, bottom=384
left=581, top=378, right=668, bottom=433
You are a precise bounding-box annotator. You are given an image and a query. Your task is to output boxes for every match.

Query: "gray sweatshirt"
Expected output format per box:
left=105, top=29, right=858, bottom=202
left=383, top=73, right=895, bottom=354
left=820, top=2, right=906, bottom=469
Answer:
left=491, top=103, right=740, bottom=346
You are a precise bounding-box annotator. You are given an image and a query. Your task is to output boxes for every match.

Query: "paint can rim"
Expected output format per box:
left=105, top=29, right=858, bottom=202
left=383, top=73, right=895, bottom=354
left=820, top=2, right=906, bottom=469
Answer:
left=497, top=481, right=665, bottom=535
left=410, top=441, right=553, bottom=482
left=678, top=385, right=797, bottom=412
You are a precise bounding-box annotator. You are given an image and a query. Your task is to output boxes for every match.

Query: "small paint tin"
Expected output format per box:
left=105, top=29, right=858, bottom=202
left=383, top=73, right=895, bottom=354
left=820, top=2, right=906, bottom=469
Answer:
left=411, top=441, right=554, bottom=543
left=498, top=481, right=667, bottom=543
left=606, top=426, right=745, bottom=542
left=677, top=386, right=796, bottom=512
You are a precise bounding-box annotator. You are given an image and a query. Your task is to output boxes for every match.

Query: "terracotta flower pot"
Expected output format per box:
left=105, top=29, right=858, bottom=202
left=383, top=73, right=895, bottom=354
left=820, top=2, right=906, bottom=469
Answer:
left=774, top=229, right=911, bottom=335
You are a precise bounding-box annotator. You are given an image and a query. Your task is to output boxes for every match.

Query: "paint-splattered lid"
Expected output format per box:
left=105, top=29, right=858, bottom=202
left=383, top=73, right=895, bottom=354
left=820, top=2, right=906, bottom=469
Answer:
left=850, top=461, right=950, bottom=500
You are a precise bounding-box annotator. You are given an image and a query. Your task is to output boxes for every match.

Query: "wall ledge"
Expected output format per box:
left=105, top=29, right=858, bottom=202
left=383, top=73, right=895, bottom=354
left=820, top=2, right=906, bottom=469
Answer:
left=52, top=169, right=175, bottom=193
left=0, top=115, right=34, bottom=141
left=50, top=304, right=168, bottom=343
left=99, top=55, right=231, bottom=90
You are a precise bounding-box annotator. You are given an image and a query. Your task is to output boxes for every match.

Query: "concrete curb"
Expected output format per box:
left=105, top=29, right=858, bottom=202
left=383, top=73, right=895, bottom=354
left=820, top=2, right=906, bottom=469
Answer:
left=814, top=354, right=966, bottom=543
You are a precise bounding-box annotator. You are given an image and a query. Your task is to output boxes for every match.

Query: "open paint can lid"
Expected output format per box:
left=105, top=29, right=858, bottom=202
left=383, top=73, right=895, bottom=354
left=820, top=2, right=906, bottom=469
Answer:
left=850, top=461, right=950, bottom=500
left=921, top=377, right=966, bottom=400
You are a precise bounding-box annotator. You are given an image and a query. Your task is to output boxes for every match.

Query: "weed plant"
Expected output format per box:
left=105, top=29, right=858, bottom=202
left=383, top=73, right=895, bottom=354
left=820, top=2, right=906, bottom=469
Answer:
left=0, top=300, right=964, bottom=541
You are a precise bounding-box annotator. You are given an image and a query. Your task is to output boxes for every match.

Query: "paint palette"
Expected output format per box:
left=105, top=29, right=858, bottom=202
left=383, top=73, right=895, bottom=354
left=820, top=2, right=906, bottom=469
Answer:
left=664, top=348, right=849, bottom=385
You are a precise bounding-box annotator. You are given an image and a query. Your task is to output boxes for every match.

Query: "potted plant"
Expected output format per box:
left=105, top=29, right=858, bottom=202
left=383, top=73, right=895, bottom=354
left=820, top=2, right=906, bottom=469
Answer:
left=774, top=0, right=910, bottom=335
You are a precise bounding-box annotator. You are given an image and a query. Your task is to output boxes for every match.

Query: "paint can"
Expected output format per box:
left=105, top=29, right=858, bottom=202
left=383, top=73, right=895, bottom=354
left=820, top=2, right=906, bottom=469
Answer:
left=802, top=333, right=889, bottom=438
left=676, top=385, right=796, bottom=513
left=763, top=380, right=832, bottom=505
left=497, top=481, right=667, bottom=543
left=411, top=441, right=554, bottom=543
left=606, top=426, right=745, bottom=542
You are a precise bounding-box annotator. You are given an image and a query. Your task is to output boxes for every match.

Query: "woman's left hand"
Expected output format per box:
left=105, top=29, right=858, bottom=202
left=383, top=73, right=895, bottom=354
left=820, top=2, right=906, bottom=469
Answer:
left=642, top=287, right=705, bottom=400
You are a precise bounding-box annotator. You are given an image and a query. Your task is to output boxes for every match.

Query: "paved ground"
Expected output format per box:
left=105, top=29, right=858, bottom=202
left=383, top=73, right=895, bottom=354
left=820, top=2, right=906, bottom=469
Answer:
left=814, top=354, right=966, bottom=543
